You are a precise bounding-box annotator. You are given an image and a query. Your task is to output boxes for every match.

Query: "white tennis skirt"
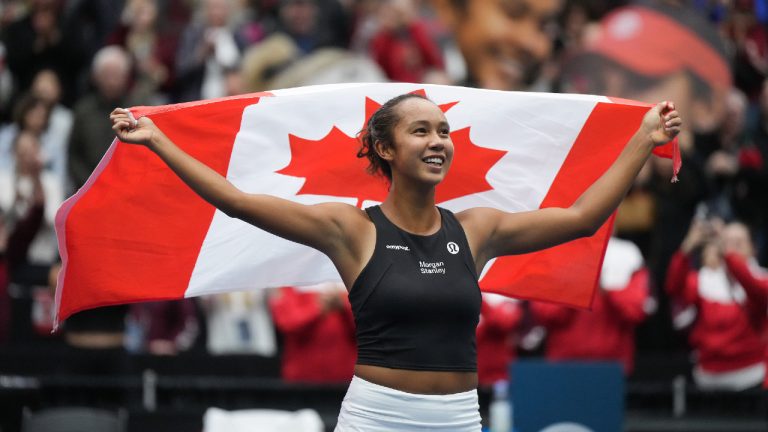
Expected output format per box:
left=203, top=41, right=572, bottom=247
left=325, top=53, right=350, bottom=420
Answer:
left=334, top=375, right=481, bottom=431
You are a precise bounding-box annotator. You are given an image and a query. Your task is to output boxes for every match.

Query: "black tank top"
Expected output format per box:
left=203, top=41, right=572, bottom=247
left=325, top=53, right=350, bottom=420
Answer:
left=350, top=205, right=482, bottom=372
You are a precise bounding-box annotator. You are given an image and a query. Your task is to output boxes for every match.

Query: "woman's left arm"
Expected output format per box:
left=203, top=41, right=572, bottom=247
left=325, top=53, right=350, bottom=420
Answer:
left=462, top=102, right=681, bottom=265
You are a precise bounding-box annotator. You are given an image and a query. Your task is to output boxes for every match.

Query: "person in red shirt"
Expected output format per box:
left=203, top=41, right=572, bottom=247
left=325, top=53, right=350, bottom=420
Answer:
left=531, top=236, right=650, bottom=375
left=476, top=293, right=522, bottom=386
left=666, top=219, right=767, bottom=390
left=269, top=283, right=356, bottom=383
left=722, top=241, right=768, bottom=389
left=368, top=0, right=445, bottom=83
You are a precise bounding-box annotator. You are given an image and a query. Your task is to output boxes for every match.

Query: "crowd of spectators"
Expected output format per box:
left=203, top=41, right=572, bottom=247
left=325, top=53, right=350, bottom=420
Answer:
left=1, top=0, right=767, bottom=392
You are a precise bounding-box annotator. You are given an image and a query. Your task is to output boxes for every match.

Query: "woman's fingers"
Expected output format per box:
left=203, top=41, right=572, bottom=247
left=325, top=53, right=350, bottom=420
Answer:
left=110, top=108, right=136, bottom=127
left=112, top=120, right=130, bottom=132
left=110, top=107, right=129, bottom=118
left=666, top=118, right=682, bottom=128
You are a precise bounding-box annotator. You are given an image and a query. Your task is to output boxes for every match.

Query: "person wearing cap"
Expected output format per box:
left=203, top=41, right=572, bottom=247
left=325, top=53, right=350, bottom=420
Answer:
left=562, top=3, right=731, bottom=140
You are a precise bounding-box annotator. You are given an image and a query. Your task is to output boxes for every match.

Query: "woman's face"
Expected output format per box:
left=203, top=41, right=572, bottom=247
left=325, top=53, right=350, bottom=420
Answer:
left=24, top=102, right=49, bottom=134
left=131, top=0, right=158, bottom=31
left=32, top=69, right=61, bottom=104
left=384, top=98, right=454, bottom=185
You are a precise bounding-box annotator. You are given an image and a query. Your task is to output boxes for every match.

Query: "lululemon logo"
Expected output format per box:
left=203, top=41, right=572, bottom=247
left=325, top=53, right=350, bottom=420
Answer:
left=447, top=242, right=459, bottom=254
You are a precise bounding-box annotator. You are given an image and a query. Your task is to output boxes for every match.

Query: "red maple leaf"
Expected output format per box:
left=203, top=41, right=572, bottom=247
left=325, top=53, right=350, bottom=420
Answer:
left=276, top=90, right=507, bottom=208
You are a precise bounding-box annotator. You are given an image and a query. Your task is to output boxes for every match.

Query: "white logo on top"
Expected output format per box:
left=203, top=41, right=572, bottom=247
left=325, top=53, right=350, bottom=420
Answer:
left=447, top=242, right=459, bottom=254
left=386, top=244, right=410, bottom=251
left=420, top=261, right=445, bottom=274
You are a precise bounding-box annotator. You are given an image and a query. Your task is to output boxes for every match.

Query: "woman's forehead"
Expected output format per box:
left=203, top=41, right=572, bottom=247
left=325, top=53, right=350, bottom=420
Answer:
left=396, top=98, right=447, bottom=123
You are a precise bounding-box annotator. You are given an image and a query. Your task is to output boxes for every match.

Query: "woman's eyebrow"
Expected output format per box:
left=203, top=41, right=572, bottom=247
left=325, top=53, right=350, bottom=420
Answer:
left=408, top=119, right=450, bottom=128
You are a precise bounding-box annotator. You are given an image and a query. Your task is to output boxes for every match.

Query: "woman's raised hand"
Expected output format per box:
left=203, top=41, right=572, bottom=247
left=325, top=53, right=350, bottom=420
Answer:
left=110, top=108, right=158, bottom=147
left=640, top=101, right=682, bottom=146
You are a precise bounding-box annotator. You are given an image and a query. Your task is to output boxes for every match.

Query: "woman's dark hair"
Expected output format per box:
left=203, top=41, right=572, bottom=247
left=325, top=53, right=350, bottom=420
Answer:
left=357, top=93, right=430, bottom=180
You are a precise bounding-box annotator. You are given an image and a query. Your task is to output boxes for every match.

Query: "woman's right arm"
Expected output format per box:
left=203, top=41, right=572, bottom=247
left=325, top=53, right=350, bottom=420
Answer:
left=109, top=109, right=360, bottom=256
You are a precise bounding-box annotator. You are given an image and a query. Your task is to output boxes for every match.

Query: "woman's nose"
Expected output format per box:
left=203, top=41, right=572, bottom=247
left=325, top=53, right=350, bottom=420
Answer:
left=429, top=133, right=446, bottom=149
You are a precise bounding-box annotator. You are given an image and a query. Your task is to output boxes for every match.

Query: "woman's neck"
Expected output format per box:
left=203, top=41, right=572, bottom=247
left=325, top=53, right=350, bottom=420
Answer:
left=380, top=181, right=440, bottom=235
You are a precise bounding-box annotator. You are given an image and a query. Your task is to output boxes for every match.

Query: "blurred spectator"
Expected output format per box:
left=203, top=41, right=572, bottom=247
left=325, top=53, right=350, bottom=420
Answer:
left=175, top=0, right=243, bottom=101
left=126, top=300, right=199, bottom=355
left=666, top=219, right=767, bottom=390
left=725, top=0, right=768, bottom=102
left=558, top=0, right=601, bottom=55
left=0, top=0, right=26, bottom=28
left=30, top=69, right=73, bottom=190
left=1, top=70, right=72, bottom=198
left=239, top=0, right=380, bottom=93
left=108, top=0, right=179, bottom=105
left=160, top=0, right=194, bottom=38
left=275, top=0, right=350, bottom=53
left=428, top=0, right=561, bottom=90
left=240, top=33, right=300, bottom=92
left=476, top=293, right=522, bottom=386
left=268, top=47, right=386, bottom=89
left=1, top=0, right=101, bottom=107
left=201, top=290, right=277, bottom=356
left=0, top=42, right=12, bottom=122
left=231, top=3, right=269, bottom=48
left=719, top=225, right=768, bottom=389
left=0, top=209, right=8, bottom=344
left=0, top=94, right=53, bottom=186
left=703, top=88, right=767, bottom=231
left=8, top=132, right=45, bottom=237
left=368, top=0, right=445, bottom=83
left=68, top=45, right=144, bottom=190
left=223, top=65, right=245, bottom=96
left=3, top=131, right=58, bottom=340
left=531, top=236, right=651, bottom=375
left=62, top=0, right=130, bottom=85
left=240, top=33, right=385, bottom=92
left=1, top=0, right=68, bottom=99
left=0, top=95, right=62, bottom=264
left=755, top=78, right=768, bottom=162
left=269, top=283, right=356, bottom=383
left=277, top=0, right=323, bottom=52
left=749, top=78, right=768, bottom=263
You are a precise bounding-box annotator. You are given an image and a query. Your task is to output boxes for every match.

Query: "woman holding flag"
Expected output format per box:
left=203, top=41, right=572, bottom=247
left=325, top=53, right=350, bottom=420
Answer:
left=110, top=93, right=680, bottom=431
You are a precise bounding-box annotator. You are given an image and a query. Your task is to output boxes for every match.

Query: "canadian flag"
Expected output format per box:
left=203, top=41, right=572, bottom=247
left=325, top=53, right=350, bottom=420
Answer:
left=54, top=83, right=678, bottom=326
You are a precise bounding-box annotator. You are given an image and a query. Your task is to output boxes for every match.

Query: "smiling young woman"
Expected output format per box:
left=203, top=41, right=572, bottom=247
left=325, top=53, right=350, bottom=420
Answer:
left=110, top=91, right=681, bottom=431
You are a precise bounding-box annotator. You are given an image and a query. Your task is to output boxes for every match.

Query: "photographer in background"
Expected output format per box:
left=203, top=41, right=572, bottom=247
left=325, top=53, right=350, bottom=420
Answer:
left=665, top=209, right=767, bottom=390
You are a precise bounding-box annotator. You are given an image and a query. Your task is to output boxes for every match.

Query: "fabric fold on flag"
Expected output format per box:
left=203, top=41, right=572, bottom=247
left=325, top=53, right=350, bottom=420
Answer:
left=54, top=83, right=678, bottom=328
